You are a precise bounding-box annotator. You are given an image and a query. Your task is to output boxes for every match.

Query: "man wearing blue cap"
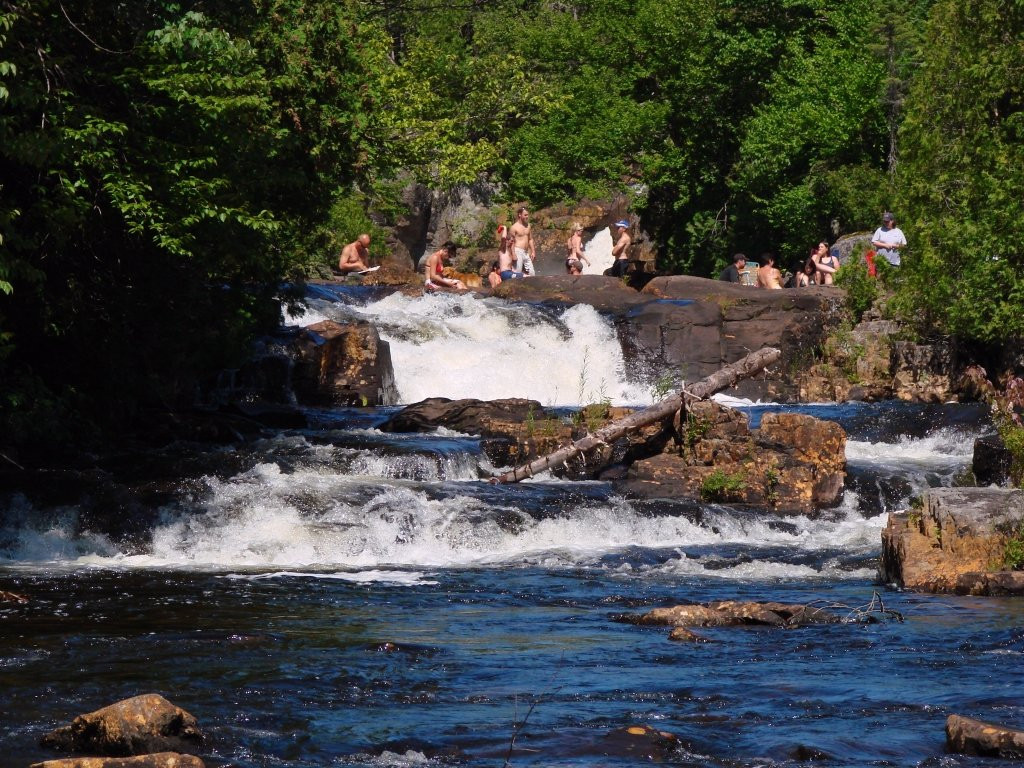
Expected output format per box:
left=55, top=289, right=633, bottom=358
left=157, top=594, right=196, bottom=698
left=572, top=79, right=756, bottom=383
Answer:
left=610, top=219, right=632, bottom=277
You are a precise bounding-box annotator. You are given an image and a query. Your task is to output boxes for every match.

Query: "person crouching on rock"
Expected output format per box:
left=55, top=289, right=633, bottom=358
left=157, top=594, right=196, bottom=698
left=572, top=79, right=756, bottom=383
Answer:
left=424, top=242, right=466, bottom=291
left=488, top=261, right=502, bottom=289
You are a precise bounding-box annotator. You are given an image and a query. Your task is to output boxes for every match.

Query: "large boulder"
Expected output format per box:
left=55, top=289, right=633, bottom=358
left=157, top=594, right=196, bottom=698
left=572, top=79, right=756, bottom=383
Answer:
left=973, top=433, right=1013, bottom=486
left=946, top=714, right=1024, bottom=758
left=880, top=487, right=1024, bottom=594
left=31, top=754, right=204, bottom=768
left=40, top=694, right=203, bottom=757
left=629, top=276, right=847, bottom=401
left=291, top=320, right=398, bottom=407
left=618, top=401, right=846, bottom=511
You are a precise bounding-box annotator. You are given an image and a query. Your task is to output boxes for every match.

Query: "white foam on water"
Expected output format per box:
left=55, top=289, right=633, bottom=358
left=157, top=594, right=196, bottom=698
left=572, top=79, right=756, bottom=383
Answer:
left=846, top=425, right=975, bottom=467
left=348, top=292, right=650, bottom=406
left=225, top=570, right=437, bottom=585
left=0, top=459, right=886, bottom=581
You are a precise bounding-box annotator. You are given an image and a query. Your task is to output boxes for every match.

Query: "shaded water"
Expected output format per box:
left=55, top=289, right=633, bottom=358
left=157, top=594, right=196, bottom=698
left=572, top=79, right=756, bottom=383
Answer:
left=2, top=292, right=1022, bottom=768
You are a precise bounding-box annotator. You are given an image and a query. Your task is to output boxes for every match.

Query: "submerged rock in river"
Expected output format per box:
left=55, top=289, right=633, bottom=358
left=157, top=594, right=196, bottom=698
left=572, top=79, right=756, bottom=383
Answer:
left=31, top=754, right=205, bottom=768
left=619, top=600, right=841, bottom=629
left=880, top=487, right=1024, bottom=594
left=40, top=694, right=204, bottom=757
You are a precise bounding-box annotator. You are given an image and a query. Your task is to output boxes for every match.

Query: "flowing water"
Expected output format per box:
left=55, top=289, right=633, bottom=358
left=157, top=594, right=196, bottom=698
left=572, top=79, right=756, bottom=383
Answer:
left=2, top=291, right=1022, bottom=768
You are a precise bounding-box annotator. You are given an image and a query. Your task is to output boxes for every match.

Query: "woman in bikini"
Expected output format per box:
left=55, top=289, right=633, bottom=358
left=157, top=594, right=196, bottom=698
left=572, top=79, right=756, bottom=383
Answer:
left=565, top=222, right=590, bottom=274
left=424, top=242, right=466, bottom=291
left=814, top=241, right=837, bottom=285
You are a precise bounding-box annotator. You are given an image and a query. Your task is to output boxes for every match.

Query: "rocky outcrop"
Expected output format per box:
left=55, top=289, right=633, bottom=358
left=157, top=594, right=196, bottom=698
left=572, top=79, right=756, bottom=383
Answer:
left=619, top=400, right=846, bottom=511
left=291, top=320, right=397, bottom=407
left=628, top=276, right=847, bottom=401
left=946, top=714, right=1024, bottom=758
left=891, top=340, right=955, bottom=403
left=31, top=754, right=204, bottom=768
left=879, top=487, right=1024, bottom=594
left=40, top=694, right=204, bottom=757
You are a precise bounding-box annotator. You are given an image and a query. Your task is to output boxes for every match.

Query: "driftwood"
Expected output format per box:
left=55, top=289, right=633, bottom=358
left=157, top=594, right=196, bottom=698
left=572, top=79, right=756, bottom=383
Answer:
left=490, top=346, right=781, bottom=484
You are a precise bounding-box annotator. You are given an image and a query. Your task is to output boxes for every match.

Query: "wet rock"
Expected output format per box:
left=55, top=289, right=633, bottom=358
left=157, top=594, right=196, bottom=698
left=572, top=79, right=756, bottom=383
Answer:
left=291, top=320, right=398, bottom=407
left=601, top=725, right=682, bottom=761
left=790, top=744, right=833, bottom=762
left=973, top=433, right=1013, bottom=486
left=619, top=401, right=846, bottom=511
left=379, top=397, right=543, bottom=435
left=667, top=627, right=712, bottom=643
left=0, top=589, right=28, bottom=603
left=40, top=694, right=204, bottom=757
left=620, top=600, right=840, bottom=629
left=946, top=714, right=1024, bottom=758
left=490, top=274, right=646, bottom=313
left=880, top=487, right=1024, bottom=594
left=31, top=754, right=204, bottom=768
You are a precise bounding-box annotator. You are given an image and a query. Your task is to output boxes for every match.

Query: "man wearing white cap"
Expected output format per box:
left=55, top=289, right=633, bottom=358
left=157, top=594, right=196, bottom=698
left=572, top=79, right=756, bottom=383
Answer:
left=610, top=219, right=632, bottom=277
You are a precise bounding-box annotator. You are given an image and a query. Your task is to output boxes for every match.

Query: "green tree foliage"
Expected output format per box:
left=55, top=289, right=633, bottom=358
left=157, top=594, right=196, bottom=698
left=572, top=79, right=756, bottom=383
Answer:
left=894, top=0, right=1024, bottom=342
left=0, top=1, right=369, bottom=450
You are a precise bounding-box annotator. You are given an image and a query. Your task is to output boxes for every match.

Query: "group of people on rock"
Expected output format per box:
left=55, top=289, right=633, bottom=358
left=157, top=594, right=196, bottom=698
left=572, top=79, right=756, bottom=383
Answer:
left=718, top=212, right=907, bottom=289
left=486, top=209, right=633, bottom=287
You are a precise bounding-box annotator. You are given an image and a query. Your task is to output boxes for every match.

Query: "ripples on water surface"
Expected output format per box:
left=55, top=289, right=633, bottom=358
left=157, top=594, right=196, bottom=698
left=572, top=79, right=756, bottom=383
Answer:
left=2, top=289, right=1023, bottom=767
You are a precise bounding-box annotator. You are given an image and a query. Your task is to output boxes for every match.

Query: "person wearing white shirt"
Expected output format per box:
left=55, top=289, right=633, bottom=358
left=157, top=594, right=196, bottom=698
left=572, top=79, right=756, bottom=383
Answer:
left=871, top=211, right=908, bottom=267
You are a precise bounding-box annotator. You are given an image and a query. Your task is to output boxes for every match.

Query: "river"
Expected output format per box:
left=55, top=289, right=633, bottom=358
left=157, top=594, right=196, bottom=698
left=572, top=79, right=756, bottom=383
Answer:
left=2, top=289, right=1022, bottom=768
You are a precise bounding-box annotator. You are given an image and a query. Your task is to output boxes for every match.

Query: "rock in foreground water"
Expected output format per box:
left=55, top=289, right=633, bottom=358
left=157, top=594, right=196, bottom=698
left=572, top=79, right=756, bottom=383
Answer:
left=620, top=600, right=841, bottom=629
left=946, top=714, right=1024, bottom=758
left=31, top=753, right=204, bottom=768
left=40, top=694, right=203, bottom=757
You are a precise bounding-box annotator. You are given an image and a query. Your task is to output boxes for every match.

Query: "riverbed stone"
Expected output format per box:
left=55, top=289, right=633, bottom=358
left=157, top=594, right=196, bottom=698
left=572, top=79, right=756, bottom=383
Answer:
left=946, top=714, right=1024, bottom=758
left=31, top=754, right=205, bottom=768
left=973, top=433, right=1013, bottom=486
left=40, top=694, right=204, bottom=757
left=620, top=600, right=840, bottom=630
left=879, top=487, right=1024, bottom=594
left=291, top=319, right=398, bottom=407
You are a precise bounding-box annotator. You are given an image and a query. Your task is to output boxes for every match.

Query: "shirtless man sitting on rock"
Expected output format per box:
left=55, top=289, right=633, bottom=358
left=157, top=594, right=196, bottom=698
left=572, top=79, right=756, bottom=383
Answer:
left=338, top=234, right=372, bottom=274
left=757, top=253, right=783, bottom=290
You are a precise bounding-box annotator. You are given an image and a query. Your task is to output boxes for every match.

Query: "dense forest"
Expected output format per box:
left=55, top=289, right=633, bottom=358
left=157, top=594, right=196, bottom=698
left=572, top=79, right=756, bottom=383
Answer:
left=1, top=0, right=1022, bottom=455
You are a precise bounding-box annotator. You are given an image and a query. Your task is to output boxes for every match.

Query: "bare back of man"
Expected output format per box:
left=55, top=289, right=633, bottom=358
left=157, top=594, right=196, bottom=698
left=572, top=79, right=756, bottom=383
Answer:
left=338, top=234, right=371, bottom=273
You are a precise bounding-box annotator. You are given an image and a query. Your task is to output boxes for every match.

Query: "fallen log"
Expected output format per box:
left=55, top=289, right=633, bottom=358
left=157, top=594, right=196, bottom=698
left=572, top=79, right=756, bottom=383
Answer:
left=490, top=346, right=781, bottom=484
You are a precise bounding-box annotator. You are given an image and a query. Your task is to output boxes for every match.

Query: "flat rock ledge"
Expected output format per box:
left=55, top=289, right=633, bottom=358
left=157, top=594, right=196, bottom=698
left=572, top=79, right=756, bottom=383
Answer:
left=880, top=487, right=1024, bottom=594
left=946, top=714, right=1024, bottom=758
left=31, top=754, right=204, bottom=768
left=616, top=600, right=841, bottom=642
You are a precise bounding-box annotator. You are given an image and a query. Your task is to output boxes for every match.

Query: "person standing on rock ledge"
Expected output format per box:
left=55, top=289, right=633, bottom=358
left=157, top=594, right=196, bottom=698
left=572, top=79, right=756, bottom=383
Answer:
left=509, top=207, right=537, bottom=276
left=338, top=233, right=372, bottom=273
left=871, top=211, right=907, bottom=267
left=609, top=220, right=632, bottom=278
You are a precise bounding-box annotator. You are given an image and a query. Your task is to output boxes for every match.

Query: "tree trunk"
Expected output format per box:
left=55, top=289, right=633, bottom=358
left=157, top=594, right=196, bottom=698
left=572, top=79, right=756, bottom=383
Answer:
left=491, top=347, right=781, bottom=484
